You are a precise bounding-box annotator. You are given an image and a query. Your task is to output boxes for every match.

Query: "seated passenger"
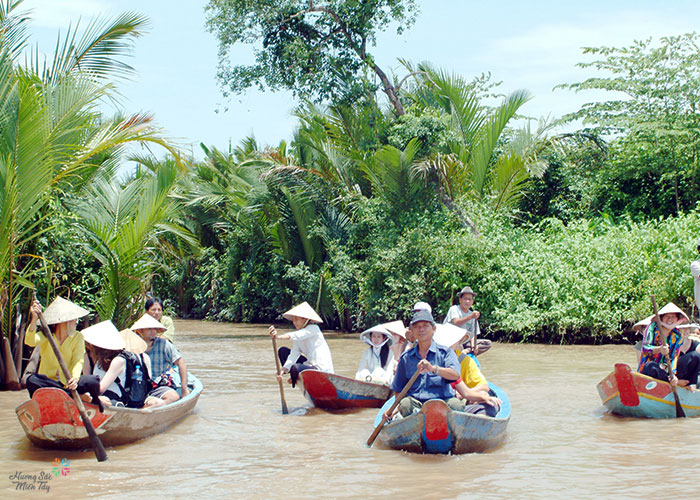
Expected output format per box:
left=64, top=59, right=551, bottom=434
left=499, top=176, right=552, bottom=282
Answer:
left=676, top=323, right=700, bottom=392
left=355, top=325, right=394, bottom=385
left=269, top=301, right=334, bottom=387
left=132, top=314, right=187, bottom=403
left=24, top=297, right=102, bottom=408
left=385, top=310, right=463, bottom=418
left=434, top=322, right=500, bottom=417
left=383, top=320, right=407, bottom=375
left=638, top=303, right=691, bottom=389
left=632, top=315, right=654, bottom=363
left=82, top=321, right=167, bottom=408
left=145, top=296, right=175, bottom=343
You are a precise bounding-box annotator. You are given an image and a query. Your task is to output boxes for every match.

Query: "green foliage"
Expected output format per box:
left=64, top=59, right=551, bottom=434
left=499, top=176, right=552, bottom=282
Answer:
left=205, top=0, right=417, bottom=111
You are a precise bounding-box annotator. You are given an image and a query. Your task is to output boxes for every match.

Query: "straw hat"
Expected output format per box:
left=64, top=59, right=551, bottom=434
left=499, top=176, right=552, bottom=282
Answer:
left=120, top=328, right=147, bottom=354
left=382, top=320, right=406, bottom=339
left=42, top=297, right=89, bottom=325
left=359, top=325, right=393, bottom=347
left=82, top=321, right=125, bottom=351
left=131, top=313, right=166, bottom=332
left=282, top=302, right=323, bottom=324
left=433, top=322, right=468, bottom=348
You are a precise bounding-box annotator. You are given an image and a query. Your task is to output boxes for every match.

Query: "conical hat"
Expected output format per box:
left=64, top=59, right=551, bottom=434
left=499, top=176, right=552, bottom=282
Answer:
left=82, top=321, right=125, bottom=351
left=42, top=296, right=89, bottom=325
left=359, top=325, right=393, bottom=347
left=131, top=313, right=166, bottom=332
left=120, top=328, right=147, bottom=354
left=433, top=322, right=468, bottom=349
left=633, top=315, right=653, bottom=333
left=657, top=303, right=689, bottom=323
left=382, top=320, right=406, bottom=339
left=282, top=302, right=322, bottom=324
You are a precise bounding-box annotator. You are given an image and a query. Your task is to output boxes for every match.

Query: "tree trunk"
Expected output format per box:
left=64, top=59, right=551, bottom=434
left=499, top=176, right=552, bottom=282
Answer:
left=2, top=335, right=21, bottom=390
left=436, top=185, right=481, bottom=237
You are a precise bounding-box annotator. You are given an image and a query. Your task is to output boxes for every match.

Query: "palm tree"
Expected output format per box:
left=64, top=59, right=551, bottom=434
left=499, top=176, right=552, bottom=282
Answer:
left=0, top=2, right=180, bottom=386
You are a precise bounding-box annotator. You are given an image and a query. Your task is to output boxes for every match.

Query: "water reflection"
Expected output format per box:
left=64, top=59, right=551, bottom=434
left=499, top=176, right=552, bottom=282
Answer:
left=1, top=320, right=699, bottom=499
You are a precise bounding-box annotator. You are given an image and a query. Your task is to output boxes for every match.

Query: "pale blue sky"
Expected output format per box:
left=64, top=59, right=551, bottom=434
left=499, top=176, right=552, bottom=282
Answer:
left=19, top=0, right=700, bottom=160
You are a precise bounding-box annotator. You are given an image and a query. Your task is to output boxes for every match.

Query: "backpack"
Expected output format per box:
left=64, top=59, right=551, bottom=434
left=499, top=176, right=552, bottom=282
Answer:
left=115, top=351, right=151, bottom=408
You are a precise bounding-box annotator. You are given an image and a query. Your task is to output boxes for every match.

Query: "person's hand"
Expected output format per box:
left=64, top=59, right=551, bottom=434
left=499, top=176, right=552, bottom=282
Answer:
left=268, top=325, right=277, bottom=337
left=486, top=396, right=502, bottom=408
left=670, top=375, right=679, bottom=386
left=654, top=344, right=669, bottom=356
left=181, top=386, right=190, bottom=398
left=65, top=377, right=78, bottom=391
left=81, top=393, right=92, bottom=402
left=29, top=300, right=42, bottom=321
left=417, top=359, right=433, bottom=374
left=469, top=310, right=480, bottom=321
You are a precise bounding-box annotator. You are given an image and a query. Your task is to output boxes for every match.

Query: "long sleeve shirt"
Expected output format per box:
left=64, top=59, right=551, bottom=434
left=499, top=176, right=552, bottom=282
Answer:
left=638, top=322, right=683, bottom=374
left=283, top=324, right=334, bottom=373
left=24, top=328, right=85, bottom=384
left=355, top=346, right=393, bottom=384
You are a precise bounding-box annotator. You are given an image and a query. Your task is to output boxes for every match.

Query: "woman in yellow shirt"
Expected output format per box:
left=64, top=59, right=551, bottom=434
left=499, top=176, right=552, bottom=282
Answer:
left=24, top=296, right=102, bottom=408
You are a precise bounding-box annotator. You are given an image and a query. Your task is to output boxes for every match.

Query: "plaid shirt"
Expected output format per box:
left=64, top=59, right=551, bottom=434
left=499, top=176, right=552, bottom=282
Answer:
left=148, top=337, right=182, bottom=379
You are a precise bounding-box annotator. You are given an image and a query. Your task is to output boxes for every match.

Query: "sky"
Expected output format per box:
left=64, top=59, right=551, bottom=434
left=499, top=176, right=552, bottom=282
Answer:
left=17, top=0, right=700, bottom=160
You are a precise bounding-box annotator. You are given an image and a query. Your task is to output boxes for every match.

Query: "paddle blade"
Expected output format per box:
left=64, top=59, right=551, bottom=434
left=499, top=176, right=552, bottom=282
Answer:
left=614, top=364, right=640, bottom=407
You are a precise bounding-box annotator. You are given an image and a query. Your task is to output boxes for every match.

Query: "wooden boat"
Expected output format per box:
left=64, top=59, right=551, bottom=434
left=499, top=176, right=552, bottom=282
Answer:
left=15, top=375, right=203, bottom=449
left=597, top=363, right=700, bottom=418
left=373, top=383, right=510, bottom=454
left=298, top=369, right=391, bottom=410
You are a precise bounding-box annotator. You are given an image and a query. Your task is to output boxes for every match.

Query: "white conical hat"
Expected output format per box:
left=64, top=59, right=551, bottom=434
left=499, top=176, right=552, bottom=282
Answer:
left=131, top=313, right=166, bottom=332
left=657, top=303, right=689, bottom=322
left=359, top=325, right=393, bottom=347
left=282, top=302, right=322, bottom=324
left=433, top=322, right=468, bottom=349
left=42, top=296, right=89, bottom=325
left=633, top=315, right=653, bottom=333
left=120, top=328, right=147, bottom=354
left=82, top=321, right=125, bottom=351
left=382, top=320, right=406, bottom=339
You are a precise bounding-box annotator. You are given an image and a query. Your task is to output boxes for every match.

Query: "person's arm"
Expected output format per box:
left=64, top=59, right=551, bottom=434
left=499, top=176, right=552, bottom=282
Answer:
left=453, top=380, right=501, bottom=407
left=174, top=357, right=189, bottom=397
left=418, top=358, right=459, bottom=380
left=691, top=260, right=700, bottom=279
left=99, top=356, right=127, bottom=394
left=356, top=348, right=371, bottom=379
left=24, top=300, right=45, bottom=347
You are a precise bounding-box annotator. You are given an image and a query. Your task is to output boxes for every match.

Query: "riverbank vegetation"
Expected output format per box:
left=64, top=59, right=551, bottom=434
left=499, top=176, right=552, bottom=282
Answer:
left=3, top=1, right=700, bottom=388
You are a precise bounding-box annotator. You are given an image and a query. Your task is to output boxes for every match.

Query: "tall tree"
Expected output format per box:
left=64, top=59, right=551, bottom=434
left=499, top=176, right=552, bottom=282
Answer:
left=558, top=33, right=700, bottom=215
left=205, top=0, right=418, bottom=114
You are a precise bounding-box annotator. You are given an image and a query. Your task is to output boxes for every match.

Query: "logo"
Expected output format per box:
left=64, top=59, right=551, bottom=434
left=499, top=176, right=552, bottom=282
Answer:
left=8, top=458, right=70, bottom=493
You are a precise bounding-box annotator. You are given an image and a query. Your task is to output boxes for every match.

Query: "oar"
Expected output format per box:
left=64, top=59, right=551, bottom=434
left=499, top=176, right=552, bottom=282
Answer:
left=651, top=294, right=685, bottom=418
left=271, top=335, right=289, bottom=415
left=367, top=368, right=421, bottom=447
left=34, top=300, right=108, bottom=461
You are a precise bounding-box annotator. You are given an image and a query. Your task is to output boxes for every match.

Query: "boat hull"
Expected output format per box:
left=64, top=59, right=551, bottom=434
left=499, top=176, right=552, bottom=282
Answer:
left=597, top=363, right=700, bottom=418
left=298, top=370, right=391, bottom=410
left=15, top=375, right=203, bottom=449
left=376, top=383, right=510, bottom=454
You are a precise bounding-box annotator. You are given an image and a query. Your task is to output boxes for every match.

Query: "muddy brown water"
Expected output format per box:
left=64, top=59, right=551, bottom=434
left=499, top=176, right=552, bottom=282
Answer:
left=2, top=320, right=699, bottom=499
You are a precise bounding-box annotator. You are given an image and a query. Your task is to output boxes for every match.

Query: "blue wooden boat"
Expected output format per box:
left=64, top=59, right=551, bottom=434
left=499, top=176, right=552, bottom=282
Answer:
left=597, top=363, right=700, bottom=418
left=372, top=383, right=510, bottom=454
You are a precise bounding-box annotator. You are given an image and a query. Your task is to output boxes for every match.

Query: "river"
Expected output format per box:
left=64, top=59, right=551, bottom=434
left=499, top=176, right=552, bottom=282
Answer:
left=2, top=319, right=699, bottom=499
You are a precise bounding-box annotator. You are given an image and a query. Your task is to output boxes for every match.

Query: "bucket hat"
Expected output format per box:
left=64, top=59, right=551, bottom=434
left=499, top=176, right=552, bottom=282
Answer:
left=82, top=321, right=125, bottom=351
left=42, top=297, right=89, bottom=325
left=282, top=301, right=323, bottom=324
left=410, top=310, right=436, bottom=326
left=458, top=286, right=476, bottom=297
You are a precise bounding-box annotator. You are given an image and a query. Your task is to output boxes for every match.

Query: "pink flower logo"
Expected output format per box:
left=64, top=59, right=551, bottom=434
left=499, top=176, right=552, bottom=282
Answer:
left=52, top=458, right=70, bottom=477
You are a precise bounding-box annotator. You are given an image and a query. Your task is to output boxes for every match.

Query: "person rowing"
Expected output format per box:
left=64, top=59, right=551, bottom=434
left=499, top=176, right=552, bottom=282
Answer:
left=443, top=286, right=492, bottom=366
left=269, top=302, right=334, bottom=388
left=638, top=303, right=695, bottom=391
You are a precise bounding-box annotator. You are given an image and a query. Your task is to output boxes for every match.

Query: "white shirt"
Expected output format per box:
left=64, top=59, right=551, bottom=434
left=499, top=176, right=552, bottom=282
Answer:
left=691, top=259, right=700, bottom=313
left=284, top=324, right=334, bottom=373
left=443, top=305, right=480, bottom=341
left=355, top=345, right=393, bottom=384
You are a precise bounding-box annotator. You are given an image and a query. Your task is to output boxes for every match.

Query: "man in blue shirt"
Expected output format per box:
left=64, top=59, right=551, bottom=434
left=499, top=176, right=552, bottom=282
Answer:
left=388, top=310, right=464, bottom=418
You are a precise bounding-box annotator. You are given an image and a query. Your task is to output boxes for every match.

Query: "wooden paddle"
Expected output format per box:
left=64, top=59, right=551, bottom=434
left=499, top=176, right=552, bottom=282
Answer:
left=34, top=300, right=108, bottom=461
left=650, top=295, right=685, bottom=418
left=271, top=335, right=289, bottom=415
left=367, top=368, right=421, bottom=447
